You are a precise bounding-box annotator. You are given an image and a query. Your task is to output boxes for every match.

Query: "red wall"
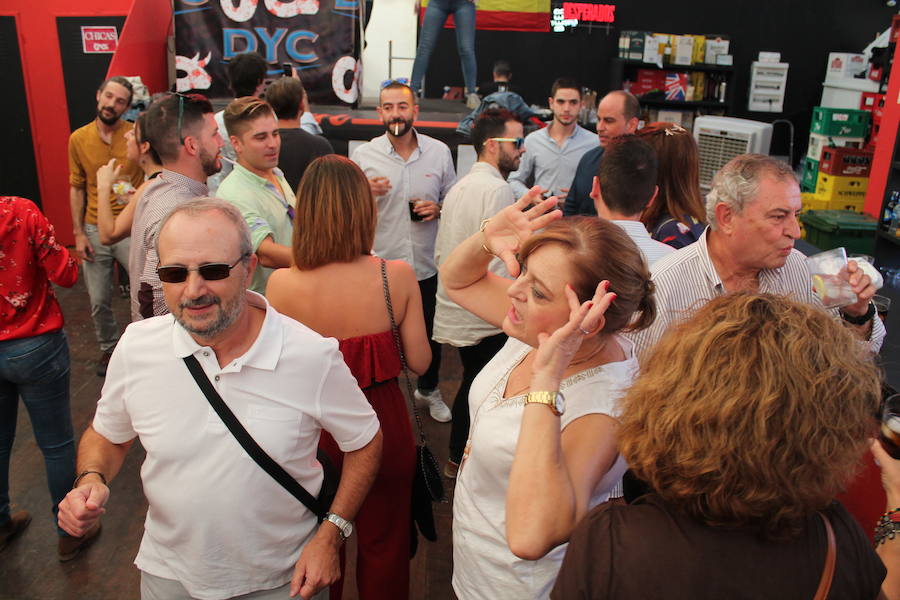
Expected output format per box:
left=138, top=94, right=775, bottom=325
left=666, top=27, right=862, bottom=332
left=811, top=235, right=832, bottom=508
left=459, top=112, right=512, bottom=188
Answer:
left=3, top=0, right=171, bottom=245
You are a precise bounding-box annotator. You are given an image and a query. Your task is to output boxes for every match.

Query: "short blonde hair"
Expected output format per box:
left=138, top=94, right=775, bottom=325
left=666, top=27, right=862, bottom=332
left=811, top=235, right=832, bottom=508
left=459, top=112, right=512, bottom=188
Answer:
left=223, top=96, right=274, bottom=138
left=292, top=155, right=376, bottom=269
left=618, top=293, right=881, bottom=539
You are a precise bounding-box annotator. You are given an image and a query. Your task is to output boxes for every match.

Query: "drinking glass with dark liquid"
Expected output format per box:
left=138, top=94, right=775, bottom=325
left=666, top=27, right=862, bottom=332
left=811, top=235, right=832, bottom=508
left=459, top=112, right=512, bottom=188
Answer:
left=880, top=394, right=900, bottom=459
left=408, top=198, right=424, bottom=222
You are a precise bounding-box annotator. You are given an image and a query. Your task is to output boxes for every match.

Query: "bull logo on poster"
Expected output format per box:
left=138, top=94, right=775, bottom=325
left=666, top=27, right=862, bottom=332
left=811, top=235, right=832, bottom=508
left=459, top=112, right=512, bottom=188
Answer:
left=174, top=0, right=360, bottom=104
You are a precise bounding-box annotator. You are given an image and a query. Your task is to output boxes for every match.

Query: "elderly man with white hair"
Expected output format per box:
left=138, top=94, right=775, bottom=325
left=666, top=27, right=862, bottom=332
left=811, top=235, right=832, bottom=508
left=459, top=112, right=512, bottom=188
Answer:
left=629, top=153, right=885, bottom=360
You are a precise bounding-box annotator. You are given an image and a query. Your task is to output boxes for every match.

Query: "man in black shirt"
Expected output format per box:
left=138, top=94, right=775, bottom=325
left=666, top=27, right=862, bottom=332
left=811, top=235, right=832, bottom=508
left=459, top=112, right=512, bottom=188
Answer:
left=477, top=59, right=525, bottom=100
left=265, top=77, right=334, bottom=192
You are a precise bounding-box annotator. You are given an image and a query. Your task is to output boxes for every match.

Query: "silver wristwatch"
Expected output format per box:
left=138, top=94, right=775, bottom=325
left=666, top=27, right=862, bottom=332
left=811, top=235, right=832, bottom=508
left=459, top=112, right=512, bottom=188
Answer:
left=324, top=512, right=353, bottom=541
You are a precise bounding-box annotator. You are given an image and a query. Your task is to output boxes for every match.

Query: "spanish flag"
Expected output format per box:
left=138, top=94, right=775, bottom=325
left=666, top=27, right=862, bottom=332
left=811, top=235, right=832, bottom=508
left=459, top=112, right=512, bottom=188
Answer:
left=421, top=0, right=550, bottom=32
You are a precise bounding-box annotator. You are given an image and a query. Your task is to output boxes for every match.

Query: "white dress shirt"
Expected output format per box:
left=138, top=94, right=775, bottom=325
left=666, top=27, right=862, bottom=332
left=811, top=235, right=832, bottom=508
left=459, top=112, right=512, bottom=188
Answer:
left=433, top=162, right=514, bottom=347
left=612, top=219, right=675, bottom=266
left=508, top=124, right=598, bottom=199
left=351, top=131, right=456, bottom=280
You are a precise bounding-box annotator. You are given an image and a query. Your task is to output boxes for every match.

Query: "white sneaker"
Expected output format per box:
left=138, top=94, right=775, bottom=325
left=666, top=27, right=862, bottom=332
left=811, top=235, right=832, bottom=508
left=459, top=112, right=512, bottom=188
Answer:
left=466, top=92, right=481, bottom=110
left=415, top=389, right=451, bottom=423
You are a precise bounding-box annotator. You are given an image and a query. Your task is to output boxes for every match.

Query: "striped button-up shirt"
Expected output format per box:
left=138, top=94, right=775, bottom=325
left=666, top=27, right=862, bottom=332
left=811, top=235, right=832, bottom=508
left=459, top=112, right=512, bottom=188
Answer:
left=627, top=228, right=886, bottom=360
left=129, top=170, right=209, bottom=321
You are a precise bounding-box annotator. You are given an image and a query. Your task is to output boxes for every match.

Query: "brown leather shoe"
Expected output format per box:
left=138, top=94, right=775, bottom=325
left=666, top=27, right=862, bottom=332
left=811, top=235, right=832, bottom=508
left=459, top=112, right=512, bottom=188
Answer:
left=0, top=510, right=32, bottom=551
left=58, top=521, right=101, bottom=561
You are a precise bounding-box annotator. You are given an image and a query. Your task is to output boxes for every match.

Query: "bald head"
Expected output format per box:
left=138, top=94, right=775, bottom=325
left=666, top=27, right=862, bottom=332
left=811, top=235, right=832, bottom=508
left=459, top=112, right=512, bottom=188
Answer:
left=596, top=91, right=641, bottom=147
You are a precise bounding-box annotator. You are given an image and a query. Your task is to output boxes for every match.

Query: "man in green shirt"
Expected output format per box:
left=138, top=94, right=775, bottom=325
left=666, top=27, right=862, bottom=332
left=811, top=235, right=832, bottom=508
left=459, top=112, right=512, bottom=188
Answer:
left=217, top=97, right=294, bottom=294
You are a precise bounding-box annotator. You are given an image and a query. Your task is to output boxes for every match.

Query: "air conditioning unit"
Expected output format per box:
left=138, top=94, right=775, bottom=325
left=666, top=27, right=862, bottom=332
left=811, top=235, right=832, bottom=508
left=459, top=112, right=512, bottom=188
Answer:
left=693, top=116, right=774, bottom=189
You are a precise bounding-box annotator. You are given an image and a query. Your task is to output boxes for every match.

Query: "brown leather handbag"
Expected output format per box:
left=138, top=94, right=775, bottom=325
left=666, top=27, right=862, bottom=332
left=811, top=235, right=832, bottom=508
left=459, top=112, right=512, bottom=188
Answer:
left=813, top=511, right=836, bottom=600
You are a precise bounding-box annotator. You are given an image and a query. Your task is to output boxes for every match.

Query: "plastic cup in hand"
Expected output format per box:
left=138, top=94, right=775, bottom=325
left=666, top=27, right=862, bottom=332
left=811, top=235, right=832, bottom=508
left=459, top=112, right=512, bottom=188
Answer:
left=806, top=247, right=857, bottom=309
left=881, top=394, right=900, bottom=459
left=408, top=199, right=424, bottom=222
left=849, top=254, right=875, bottom=265
left=111, top=178, right=135, bottom=205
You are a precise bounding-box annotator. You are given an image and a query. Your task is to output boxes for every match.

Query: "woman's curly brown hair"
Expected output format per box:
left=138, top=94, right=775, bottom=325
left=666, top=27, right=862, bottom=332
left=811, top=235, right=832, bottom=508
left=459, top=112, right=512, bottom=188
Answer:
left=618, top=293, right=881, bottom=539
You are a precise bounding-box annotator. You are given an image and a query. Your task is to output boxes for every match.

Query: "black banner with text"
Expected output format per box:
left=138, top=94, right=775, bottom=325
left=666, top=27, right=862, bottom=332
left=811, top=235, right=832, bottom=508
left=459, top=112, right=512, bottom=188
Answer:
left=174, top=0, right=361, bottom=105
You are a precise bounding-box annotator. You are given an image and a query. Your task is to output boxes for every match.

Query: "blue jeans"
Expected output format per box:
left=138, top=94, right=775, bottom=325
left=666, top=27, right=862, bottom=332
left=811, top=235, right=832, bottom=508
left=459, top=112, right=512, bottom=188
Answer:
left=410, top=0, right=477, bottom=94
left=0, top=330, right=75, bottom=536
left=83, top=224, right=129, bottom=352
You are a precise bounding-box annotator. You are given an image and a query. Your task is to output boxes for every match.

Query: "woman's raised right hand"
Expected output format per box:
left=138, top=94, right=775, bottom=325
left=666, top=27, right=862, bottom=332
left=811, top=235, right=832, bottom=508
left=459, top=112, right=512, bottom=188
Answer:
left=96, top=158, right=122, bottom=191
left=484, top=187, right=562, bottom=277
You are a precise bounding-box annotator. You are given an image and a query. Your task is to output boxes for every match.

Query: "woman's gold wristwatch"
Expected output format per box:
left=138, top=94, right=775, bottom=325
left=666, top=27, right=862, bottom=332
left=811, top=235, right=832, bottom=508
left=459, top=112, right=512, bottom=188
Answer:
left=525, top=391, right=566, bottom=416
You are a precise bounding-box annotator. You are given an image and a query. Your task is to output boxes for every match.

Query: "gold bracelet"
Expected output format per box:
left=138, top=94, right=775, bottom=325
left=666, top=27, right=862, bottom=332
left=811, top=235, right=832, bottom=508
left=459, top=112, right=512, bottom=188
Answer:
left=479, top=218, right=494, bottom=256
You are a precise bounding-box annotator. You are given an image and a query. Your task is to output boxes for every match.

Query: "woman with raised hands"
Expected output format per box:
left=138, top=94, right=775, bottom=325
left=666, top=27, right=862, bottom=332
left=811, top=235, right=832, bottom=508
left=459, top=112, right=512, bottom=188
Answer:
left=96, top=113, right=163, bottom=246
left=440, top=191, right=656, bottom=599
left=266, top=154, right=431, bottom=600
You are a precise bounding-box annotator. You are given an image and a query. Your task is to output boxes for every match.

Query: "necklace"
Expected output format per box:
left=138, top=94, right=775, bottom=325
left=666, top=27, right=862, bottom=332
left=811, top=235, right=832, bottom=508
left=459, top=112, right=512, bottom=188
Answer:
left=504, top=338, right=610, bottom=399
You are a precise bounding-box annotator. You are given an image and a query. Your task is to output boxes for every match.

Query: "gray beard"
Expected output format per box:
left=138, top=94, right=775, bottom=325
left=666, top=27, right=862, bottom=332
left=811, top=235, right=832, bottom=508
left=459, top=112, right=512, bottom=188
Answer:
left=175, top=292, right=245, bottom=341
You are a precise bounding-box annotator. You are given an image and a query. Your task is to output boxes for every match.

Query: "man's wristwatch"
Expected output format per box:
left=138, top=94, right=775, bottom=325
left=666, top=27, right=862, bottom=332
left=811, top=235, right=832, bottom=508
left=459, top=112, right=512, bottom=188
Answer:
left=324, top=512, right=353, bottom=541
left=841, top=302, right=876, bottom=326
left=525, top=391, right=566, bottom=416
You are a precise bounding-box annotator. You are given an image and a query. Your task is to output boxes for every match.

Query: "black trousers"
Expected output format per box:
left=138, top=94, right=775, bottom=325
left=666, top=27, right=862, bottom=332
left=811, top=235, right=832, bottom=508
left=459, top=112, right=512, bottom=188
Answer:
left=448, top=332, right=508, bottom=463
left=416, top=275, right=442, bottom=392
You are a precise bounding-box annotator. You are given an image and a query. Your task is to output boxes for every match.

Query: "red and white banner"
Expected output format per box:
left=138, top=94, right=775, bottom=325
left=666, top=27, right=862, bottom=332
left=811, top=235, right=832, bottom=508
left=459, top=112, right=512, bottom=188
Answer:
left=81, top=26, right=119, bottom=54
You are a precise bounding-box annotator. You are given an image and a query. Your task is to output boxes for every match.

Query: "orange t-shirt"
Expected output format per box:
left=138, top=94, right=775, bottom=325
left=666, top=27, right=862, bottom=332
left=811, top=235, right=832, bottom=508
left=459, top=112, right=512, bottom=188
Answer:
left=67, top=119, right=143, bottom=225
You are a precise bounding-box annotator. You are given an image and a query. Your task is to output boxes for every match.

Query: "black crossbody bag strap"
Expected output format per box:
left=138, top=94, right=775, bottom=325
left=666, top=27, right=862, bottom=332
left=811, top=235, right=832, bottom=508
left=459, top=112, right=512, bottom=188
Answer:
left=182, top=354, right=326, bottom=520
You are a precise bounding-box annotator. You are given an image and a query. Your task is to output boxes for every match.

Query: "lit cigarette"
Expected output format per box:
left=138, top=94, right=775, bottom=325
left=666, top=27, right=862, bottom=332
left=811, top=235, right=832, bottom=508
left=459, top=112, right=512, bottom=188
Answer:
left=393, top=123, right=400, bottom=136
left=219, top=155, right=236, bottom=165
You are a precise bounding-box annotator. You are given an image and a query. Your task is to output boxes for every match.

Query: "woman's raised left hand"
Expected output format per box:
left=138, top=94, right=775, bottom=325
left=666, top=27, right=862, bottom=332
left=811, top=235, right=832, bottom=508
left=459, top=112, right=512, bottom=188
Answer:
left=531, top=281, right=616, bottom=391
left=483, top=187, right=561, bottom=277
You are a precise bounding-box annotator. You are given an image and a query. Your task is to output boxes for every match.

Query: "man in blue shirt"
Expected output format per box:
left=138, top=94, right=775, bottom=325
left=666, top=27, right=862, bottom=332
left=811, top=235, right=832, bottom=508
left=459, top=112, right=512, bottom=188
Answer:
left=508, top=78, right=597, bottom=199
left=563, top=90, right=640, bottom=216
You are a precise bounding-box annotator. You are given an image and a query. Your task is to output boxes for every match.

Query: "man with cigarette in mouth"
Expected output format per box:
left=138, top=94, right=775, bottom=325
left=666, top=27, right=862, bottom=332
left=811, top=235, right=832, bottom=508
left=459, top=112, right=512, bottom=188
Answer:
left=217, top=97, right=295, bottom=295
left=351, top=81, right=457, bottom=423
left=129, top=93, right=224, bottom=320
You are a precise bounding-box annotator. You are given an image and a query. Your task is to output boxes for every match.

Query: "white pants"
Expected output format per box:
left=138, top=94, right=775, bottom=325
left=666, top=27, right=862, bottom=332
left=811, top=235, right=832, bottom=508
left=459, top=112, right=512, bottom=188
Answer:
left=140, top=571, right=329, bottom=600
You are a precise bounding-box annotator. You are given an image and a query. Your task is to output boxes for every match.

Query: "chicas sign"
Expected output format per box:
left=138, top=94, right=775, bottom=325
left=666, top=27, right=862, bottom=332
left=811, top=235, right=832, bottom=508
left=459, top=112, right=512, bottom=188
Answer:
left=174, top=0, right=361, bottom=105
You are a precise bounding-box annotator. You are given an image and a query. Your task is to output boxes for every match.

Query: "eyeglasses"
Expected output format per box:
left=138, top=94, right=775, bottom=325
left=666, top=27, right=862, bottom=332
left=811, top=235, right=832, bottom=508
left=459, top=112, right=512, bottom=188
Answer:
left=380, top=78, right=410, bottom=89
left=489, top=137, right=525, bottom=150
left=157, top=253, right=250, bottom=283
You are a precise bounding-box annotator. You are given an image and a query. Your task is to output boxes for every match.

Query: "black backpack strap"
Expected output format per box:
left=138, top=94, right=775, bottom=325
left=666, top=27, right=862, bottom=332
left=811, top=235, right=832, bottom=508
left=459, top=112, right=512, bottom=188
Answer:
left=182, top=354, right=326, bottom=520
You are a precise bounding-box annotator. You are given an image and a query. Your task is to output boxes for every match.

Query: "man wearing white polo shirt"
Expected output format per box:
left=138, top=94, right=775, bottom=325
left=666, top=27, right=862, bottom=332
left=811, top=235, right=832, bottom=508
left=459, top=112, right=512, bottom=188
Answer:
left=58, top=199, right=382, bottom=600
left=351, top=81, right=457, bottom=423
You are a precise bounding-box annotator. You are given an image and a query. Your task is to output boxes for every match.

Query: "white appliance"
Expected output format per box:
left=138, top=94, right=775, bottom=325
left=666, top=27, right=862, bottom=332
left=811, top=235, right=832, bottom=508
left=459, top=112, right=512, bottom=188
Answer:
left=693, top=116, right=774, bottom=189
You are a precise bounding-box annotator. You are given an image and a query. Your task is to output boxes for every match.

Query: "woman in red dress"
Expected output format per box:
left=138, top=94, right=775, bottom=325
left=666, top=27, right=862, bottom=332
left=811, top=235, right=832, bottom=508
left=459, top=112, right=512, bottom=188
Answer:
left=267, top=155, right=431, bottom=600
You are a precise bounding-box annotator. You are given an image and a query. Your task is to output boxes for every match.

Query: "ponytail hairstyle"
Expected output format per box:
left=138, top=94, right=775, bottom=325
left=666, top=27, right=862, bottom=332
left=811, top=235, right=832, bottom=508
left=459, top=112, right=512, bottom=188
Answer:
left=518, top=217, right=656, bottom=333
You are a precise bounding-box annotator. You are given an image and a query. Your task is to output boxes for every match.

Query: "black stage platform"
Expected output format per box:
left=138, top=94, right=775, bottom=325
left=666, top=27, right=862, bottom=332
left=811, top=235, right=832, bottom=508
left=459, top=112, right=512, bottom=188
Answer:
left=312, top=98, right=475, bottom=157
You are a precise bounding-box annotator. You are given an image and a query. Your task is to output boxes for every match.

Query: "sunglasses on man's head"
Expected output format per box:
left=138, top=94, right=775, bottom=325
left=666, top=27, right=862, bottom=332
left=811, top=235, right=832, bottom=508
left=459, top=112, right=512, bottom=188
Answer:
left=170, top=91, right=206, bottom=144
left=489, top=137, right=525, bottom=150
left=156, top=254, right=249, bottom=283
left=380, top=78, right=410, bottom=89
